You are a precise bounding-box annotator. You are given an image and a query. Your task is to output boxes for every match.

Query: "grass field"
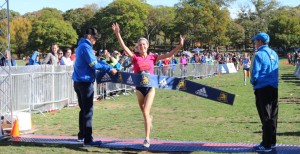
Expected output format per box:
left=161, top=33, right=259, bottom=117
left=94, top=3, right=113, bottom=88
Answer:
left=1, top=59, right=300, bottom=153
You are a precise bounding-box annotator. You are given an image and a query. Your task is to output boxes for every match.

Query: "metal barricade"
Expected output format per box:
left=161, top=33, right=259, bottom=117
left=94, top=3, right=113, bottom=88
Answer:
left=0, top=63, right=218, bottom=114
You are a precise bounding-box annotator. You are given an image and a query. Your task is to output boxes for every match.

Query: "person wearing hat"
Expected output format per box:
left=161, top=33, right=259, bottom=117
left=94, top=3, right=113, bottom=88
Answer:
left=250, top=32, right=279, bottom=152
left=72, top=28, right=117, bottom=146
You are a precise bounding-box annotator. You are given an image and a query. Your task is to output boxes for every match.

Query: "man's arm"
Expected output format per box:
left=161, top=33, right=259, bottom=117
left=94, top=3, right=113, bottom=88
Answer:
left=250, top=54, right=261, bottom=85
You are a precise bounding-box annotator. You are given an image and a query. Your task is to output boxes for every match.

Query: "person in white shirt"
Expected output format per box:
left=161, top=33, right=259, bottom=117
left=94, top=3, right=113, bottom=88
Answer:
left=60, top=48, right=74, bottom=65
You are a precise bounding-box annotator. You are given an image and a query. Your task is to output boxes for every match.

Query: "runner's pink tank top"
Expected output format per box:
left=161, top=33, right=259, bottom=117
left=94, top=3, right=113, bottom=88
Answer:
left=132, top=53, right=158, bottom=74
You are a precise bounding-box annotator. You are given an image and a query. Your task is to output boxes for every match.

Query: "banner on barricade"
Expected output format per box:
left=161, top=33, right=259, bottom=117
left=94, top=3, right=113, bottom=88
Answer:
left=96, top=72, right=235, bottom=105
left=218, top=63, right=237, bottom=74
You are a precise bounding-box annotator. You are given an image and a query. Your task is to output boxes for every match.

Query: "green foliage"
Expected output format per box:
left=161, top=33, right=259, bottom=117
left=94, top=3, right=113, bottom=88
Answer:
left=10, top=17, right=32, bottom=58
left=24, top=7, right=64, bottom=22
left=92, top=0, right=149, bottom=50
left=226, top=21, right=245, bottom=47
left=63, top=8, right=95, bottom=38
left=268, top=7, right=300, bottom=48
left=27, top=18, right=77, bottom=52
left=175, top=0, right=231, bottom=49
left=0, top=9, right=21, bottom=21
left=147, top=6, right=178, bottom=48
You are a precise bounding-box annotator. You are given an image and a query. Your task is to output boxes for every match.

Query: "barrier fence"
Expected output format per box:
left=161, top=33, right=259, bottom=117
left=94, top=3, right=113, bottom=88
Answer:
left=0, top=63, right=218, bottom=114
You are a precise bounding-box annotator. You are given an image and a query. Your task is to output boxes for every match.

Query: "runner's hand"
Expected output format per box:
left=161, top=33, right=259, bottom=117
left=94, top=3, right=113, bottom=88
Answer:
left=112, top=23, right=120, bottom=34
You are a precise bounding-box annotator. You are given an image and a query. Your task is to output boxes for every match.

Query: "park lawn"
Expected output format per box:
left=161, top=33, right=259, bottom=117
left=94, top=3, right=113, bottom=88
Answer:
left=1, top=59, right=299, bottom=154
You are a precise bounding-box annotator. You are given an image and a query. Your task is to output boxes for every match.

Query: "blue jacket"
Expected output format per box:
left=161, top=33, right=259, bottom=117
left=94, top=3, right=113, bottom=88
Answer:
left=250, top=45, right=279, bottom=90
left=0, top=57, right=17, bottom=66
left=72, top=38, right=112, bottom=82
left=170, top=58, right=178, bottom=70
left=28, top=51, right=40, bottom=65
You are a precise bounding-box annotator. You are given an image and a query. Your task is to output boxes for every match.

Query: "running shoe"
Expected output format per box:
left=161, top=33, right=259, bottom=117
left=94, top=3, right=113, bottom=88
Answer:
left=143, top=139, right=150, bottom=148
left=77, top=138, right=84, bottom=142
left=253, top=144, right=272, bottom=152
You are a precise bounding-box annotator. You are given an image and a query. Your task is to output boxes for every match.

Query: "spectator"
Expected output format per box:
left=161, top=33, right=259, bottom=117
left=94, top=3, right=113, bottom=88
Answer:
left=162, top=55, right=170, bottom=76
left=28, top=51, right=41, bottom=65
left=60, top=48, right=73, bottom=65
left=104, top=49, right=118, bottom=67
left=180, top=54, right=188, bottom=77
left=121, top=50, right=132, bottom=71
left=170, top=55, right=178, bottom=77
left=57, top=49, right=64, bottom=65
left=0, top=49, right=17, bottom=66
left=70, top=48, right=76, bottom=62
left=42, top=43, right=59, bottom=65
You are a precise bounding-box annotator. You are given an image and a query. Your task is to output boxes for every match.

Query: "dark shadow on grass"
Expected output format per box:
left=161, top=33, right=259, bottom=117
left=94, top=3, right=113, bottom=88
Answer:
left=280, top=74, right=300, bottom=86
left=277, top=131, right=300, bottom=137
left=230, top=121, right=260, bottom=124
left=253, top=131, right=300, bottom=137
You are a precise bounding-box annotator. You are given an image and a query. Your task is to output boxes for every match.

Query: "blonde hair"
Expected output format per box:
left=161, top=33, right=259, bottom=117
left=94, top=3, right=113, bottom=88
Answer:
left=138, top=37, right=149, bottom=45
left=135, top=38, right=149, bottom=52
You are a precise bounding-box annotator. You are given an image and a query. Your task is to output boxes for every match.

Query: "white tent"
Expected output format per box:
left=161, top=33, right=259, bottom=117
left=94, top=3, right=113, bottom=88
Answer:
left=192, top=47, right=203, bottom=52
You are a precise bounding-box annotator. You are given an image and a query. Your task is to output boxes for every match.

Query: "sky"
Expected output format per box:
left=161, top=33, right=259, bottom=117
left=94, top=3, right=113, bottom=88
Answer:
left=4, top=0, right=300, bottom=19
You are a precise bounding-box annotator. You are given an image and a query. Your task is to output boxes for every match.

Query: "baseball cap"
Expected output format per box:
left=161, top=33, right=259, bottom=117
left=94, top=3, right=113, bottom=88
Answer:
left=85, top=28, right=100, bottom=40
left=251, top=32, right=270, bottom=43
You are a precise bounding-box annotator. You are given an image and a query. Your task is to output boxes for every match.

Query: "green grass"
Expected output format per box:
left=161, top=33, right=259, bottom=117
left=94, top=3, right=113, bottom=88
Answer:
left=1, top=59, right=300, bottom=153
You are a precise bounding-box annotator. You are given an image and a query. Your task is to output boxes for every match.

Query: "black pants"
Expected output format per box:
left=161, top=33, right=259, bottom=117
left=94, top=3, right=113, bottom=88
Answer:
left=74, top=82, right=94, bottom=143
left=255, top=86, right=278, bottom=148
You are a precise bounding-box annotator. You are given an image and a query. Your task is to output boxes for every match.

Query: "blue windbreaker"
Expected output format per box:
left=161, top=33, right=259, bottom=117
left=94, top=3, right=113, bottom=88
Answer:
left=250, top=45, right=279, bottom=90
left=72, top=38, right=112, bottom=82
left=28, top=51, right=40, bottom=65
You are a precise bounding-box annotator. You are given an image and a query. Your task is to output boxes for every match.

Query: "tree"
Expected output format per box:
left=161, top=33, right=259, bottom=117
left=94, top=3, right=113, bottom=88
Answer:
left=84, top=3, right=100, bottom=14
left=0, top=9, right=21, bottom=21
left=28, top=18, right=77, bottom=53
left=174, top=0, right=231, bottom=50
left=250, top=0, right=279, bottom=32
left=92, top=0, right=149, bottom=50
left=0, top=9, right=21, bottom=53
left=226, top=21, right=245, bottom=51
left=63, top=8, right=95, bottom=38
left=10, top=17, right=32, bottom=58
left=23, top=8, right=64, bottom=22
left=268, top=6, right=300, bottom=49
left=145, top=6, right=177, bottom=50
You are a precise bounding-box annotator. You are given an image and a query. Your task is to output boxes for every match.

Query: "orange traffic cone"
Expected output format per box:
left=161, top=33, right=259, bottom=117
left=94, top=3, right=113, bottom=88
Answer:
left=10, top=119, right=20, bottom=137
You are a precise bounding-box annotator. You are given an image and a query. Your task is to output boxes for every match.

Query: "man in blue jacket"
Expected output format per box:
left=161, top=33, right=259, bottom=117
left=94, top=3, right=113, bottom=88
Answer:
left=72, top=28, right=117, bottom=146
left=250, top=32, right=279, bottom=152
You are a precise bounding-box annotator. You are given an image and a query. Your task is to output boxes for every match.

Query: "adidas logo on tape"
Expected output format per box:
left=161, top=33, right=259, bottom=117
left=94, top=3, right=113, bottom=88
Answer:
left=195, top=88, right=208, bottom=97
left=126, top=75, right=134, bottom=84
left=101, top=73, right=111, bottom=82
left=159, top=78, right=168, bottom=88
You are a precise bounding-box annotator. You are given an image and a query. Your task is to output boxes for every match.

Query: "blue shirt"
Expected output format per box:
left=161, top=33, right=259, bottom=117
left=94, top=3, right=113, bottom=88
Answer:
left=28, top=51, right=40, bottom=65
left=243, top=58, right=250, bottom=69
left=250, top=45, right=279, bottom=90
left=72, top=38, right=112, bottom=82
